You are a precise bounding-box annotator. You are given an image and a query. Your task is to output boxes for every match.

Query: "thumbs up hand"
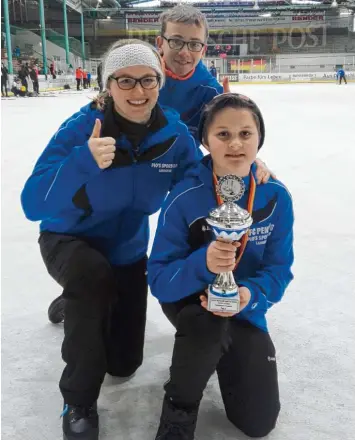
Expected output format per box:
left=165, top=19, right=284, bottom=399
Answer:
left=222, top=76, right=230, bottom=93
left=88, top=119, right=116, bottom=169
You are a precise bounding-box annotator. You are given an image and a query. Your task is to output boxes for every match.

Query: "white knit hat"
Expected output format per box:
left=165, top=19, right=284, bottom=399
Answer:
left=103, top=44, right=165, bottom=89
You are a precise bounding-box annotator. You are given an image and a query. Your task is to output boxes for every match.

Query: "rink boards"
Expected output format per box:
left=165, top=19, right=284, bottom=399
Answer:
left=220, top=71, right=355, bottom=85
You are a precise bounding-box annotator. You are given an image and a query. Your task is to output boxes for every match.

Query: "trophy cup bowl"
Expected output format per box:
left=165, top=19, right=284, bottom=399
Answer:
left=205, top=175, right=253, bottom=313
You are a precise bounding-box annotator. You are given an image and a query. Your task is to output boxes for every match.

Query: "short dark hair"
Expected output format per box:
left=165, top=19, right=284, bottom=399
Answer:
left=159, top=5, right=209, bottom=41
left=198, top=93, right=265, bottom=150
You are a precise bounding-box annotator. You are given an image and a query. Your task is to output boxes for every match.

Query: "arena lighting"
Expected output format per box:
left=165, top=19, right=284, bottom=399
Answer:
left=253, top=0, right=260, bottom=10
left=331, top=0, right=338, bottom=6
left=107, top=14, right=111, bottom=18
left=260, top=12, right=272, bottom=16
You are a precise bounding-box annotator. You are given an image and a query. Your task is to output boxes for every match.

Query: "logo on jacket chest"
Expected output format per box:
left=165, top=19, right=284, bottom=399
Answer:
left=151, top=162, right=178, bottom=173
left=248, top=223, right=275, bottom=245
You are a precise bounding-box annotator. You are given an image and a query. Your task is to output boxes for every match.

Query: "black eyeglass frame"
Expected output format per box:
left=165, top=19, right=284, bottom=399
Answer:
left=162, top=36, right=205, bottom=53
left=109, top=75, right=160, bottom=90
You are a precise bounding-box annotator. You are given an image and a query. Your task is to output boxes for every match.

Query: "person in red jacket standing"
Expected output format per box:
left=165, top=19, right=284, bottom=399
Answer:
left=75, top=67, right=83, bottom=90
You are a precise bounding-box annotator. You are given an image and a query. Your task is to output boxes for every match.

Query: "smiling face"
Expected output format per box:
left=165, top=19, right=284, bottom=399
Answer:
left=156, top=21, right=206, bottom=77
left=203, top=107, right=260, bottom=177
left=107, top=65, right=160, bottom=123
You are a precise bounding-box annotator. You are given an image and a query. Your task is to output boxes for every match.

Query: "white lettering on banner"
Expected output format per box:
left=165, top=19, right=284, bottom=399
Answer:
left=125, top=12, right=327, bottom=31
left=240, top=74, right=284, bottom=82
left=238, top=72, right=355, bottom=83
left=127, top=17, right=159, bottom=24
left=220, top=74, right=239, bottom=82
left=321, top=71, right=355, bottom=80
left=289, top=72, right=317, bottom=81
left=292, top=15, right=324, bottom=22
left=322, top=73, right=337, bottom=80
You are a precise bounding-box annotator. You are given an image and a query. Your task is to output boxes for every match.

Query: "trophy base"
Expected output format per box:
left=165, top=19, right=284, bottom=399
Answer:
left=207, top=286, right=240, bottom=314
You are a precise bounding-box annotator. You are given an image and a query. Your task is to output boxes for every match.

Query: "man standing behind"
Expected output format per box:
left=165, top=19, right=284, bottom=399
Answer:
left=156, top=5, right=270, bottom=177
left=156, top=5, right=225, bottom=141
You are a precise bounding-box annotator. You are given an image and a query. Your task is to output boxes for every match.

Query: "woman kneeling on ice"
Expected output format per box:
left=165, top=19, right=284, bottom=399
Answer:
left=21, top=39, right=202, bottom=440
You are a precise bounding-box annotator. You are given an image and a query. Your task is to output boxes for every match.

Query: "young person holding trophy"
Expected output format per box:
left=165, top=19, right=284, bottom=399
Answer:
left=148, top=93, right=295, bottom=440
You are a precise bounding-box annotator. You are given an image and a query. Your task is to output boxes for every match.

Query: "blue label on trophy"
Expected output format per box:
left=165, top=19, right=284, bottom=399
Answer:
left=211, top=225, right=250, bottom=242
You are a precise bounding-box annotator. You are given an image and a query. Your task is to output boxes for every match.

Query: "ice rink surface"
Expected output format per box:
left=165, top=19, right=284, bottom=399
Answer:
left=2, top=83, right=355, bottom=440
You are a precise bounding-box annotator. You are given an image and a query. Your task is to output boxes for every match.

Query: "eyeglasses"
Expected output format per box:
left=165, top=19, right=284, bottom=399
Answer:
left=162, top=36, right=205, bottom=53
left=109, top=75, right=160, bottom=90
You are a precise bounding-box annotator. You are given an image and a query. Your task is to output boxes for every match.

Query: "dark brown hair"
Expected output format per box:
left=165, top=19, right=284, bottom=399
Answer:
left=198, top=93, right=265, bottom=150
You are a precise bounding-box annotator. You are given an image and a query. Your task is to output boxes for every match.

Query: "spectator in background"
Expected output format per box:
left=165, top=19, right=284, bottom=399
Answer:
left=97, top=62, right=103, bottom=92
left=87, top=71, right=92, bottom=88
left=83, top=69, right=88, bottom=89
left=29, top=65, right=39, bottom=95
left=18, top=64, right=29, bottom=91
left=14, top=46, right=21, bottom=57
left=75, top=66, right=82, bottom=90
left=50, top=62, right=56, bottom=79
left=209, top=60, right=217, bottom=78
left=26, top=71, right=34, bottom=96
left=336, top=67, right=347, bottom=85
left=11, top=77, right=25, bottom=97
left=1, top=62, right=8, bottom=97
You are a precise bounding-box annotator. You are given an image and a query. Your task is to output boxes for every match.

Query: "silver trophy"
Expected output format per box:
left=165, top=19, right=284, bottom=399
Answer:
left=206, top=175, right=253, bottom=313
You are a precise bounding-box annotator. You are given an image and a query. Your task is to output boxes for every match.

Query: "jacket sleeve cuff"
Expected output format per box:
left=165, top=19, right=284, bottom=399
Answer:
left=72, top=142, right=102, bottom=176
left=238, top=281, right=257, bottom=312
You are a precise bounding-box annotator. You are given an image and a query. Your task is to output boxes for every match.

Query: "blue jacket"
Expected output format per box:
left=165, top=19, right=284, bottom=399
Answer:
left=159, top=61, right=223, bottom=140
left=148, top=157, right=294, bottom=332
left=337, top=69, right=345, bottom=78
left=21, top=102, right=202, bottom=265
